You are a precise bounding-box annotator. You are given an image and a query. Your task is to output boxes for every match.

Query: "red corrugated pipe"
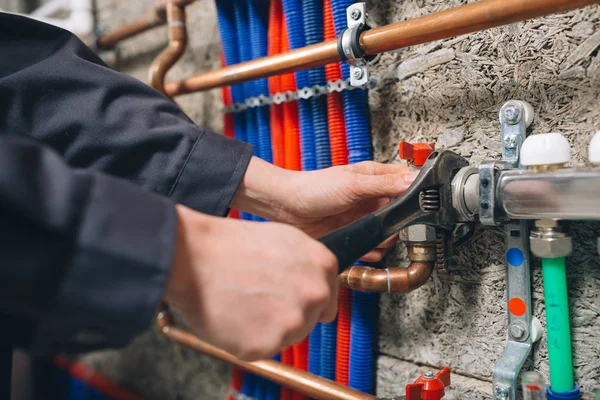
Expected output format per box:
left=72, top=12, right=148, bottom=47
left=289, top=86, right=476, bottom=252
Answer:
left=280, top=21, right=301, bottom=172
left=268, top=0, right=286, bottom=169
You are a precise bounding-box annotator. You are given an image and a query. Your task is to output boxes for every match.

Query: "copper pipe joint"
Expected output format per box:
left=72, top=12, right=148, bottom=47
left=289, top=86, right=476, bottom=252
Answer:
left=156, top=310, right=377, bottom=400
left=96, top=0, right=196, bottom=49
left=148, top=0, right=188, bottom=95
left=339, top=243, right=436, bottom=293
left=164, top=0, right=599, bottom=95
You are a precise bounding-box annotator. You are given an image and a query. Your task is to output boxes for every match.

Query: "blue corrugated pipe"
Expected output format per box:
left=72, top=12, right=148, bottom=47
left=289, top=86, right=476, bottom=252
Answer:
left=331, top=0, right=376, bottom=394
left=320, top=319, right=337, bottom=380
left=233, top=0, right=259, bottom=222
left=302, top=0, right=331, bottom=170
left=265, top=355, right=282, bottom=400
left=308, top=322, right=322, bottom=378
left=248, top=0, right=272, bottom=223
left=282, top=0, right=316, bottom=172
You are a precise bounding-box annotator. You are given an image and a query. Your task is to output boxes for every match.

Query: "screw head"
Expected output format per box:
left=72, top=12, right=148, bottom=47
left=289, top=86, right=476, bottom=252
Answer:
left=352, top=67, right=364, bottom=79
left=350, top=8, right=362, bottom=20
left=494, top=385, right=509, bottom=400
left=503, top=105, right=521, bottom=124
left=509, top=323, right=525, bottom=340
left=423, top=371, right=434, bottom=379
left=504, top=134, right=517, bottom=150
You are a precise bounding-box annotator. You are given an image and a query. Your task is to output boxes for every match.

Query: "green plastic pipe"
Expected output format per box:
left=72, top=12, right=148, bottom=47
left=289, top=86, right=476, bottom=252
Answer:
left=541, top=256, right=574, bottom=393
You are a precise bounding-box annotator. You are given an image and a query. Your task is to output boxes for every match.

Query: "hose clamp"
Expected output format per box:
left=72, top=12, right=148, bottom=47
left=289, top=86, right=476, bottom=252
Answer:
left=337, top=2, right=370, bottom=88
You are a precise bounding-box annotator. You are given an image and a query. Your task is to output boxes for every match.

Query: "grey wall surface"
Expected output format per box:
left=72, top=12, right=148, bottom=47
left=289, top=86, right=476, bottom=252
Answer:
left=15, top=0, right=600, bottom=398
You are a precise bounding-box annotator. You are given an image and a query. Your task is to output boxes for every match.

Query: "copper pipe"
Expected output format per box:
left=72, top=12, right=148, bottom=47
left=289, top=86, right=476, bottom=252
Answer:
left=156, top=311, right=377, bottom=400
left=96, top=14, right=165, bottom=49
left=148, top=0, right=187, bottom=95
left=340, top=243, right=436, bottom=293
left=96, top=0, right=196, bottom=49
left=164, top=0, right=599, bottom=96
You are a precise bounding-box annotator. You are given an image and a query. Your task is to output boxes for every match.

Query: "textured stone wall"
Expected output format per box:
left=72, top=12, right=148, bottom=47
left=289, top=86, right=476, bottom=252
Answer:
left=10, top=0, right=600, bottom=398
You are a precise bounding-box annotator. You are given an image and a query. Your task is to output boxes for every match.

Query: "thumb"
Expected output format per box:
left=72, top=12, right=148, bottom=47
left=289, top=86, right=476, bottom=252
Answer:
left=349, top=172, right=418, bottom=199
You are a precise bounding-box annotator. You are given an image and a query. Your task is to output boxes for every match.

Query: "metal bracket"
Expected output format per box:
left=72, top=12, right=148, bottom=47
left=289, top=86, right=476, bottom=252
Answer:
left=490, top=100, right=535, bottom=400
left=343, top=2, right=369, bottom=88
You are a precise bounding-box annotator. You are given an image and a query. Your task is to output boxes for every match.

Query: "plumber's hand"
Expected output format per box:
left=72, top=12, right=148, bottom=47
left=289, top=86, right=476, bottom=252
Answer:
left=164, top=205, right=338, bottom=361
left=232, top=157, right=417, bottom=262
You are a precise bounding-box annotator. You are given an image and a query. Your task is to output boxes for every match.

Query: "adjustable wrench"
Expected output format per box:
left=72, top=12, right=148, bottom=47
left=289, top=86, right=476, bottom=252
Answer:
left=318, top=150, right=470, bottom=273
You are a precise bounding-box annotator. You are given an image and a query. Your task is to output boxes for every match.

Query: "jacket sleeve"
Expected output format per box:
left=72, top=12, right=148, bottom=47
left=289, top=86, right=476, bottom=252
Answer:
left=0, top=12, right=253, bottom=217
left=0, top=135, right=177, bottom=354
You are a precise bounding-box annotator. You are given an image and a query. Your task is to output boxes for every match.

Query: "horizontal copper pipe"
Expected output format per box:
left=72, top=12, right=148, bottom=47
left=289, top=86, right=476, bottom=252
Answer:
left=96, top=0, right=196, bottom=49
left=148, top=0, right=187, bottom=95
left=156, top=310, right=377, bottom=400
left=340, top=243, right=436, bottom=293
left=164, top=39, right=340, bottom=96
left=164, top=0, right=599, bottom=95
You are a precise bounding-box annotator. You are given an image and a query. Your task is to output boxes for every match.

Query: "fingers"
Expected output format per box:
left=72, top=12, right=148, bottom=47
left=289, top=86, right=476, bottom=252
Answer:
left=349, top=172, right=417, bottom=200
left=344, top=160, right=409, bottom=176
left=359, top=248, right=386, bottom=263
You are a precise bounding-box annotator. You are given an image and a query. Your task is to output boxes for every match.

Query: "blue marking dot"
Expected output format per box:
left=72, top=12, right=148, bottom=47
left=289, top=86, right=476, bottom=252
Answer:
left=506, top=248, right=524, bottom=267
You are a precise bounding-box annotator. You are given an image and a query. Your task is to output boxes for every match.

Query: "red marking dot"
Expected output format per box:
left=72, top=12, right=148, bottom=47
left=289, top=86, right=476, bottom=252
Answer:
left=508, top=298, right=527, bottom=316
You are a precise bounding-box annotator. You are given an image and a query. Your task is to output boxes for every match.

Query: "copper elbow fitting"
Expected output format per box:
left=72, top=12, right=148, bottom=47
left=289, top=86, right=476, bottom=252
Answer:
left=339, top=243, right=436, bottom=293
left=148, top=0, right=187, bottom=95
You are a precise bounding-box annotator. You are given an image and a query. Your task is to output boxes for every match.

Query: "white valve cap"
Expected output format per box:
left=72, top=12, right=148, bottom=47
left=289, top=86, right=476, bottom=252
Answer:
left=520, top=132, right=571, bottom=167
left=531, top=317, right=543, bottom=343
left=589, top=131, right=600, bottom=164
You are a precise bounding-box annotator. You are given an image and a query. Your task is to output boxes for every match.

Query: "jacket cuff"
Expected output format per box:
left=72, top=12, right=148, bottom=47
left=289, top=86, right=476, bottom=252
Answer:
left=31, top=172, right=177, bottom=354
left=169, top=132, right=253, bottom=217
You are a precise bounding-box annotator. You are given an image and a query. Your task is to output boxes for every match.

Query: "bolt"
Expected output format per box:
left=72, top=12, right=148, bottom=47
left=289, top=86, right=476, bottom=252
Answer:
left=503, top=105, right=521, bottom=124
left=504, top=134, right=517, bottom=150
left=509, top=323, right=525, bottom=340
left=494, top=385, right=509, bottom=400
left=423, top=371, right=434, bottom=379
left=352, top=67, right=364, bottom=80
left=350, top=8, right=362, bottom=20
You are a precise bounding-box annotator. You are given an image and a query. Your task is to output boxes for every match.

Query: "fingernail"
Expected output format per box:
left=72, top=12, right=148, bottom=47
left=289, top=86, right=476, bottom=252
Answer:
left=402, top=172, right=418, bottom=185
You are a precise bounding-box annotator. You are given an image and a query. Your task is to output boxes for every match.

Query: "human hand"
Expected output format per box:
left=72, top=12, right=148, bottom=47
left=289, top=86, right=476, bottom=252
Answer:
left=232, top=158, right=417, bottom=262
left=164, top=205, right=338, bottom=361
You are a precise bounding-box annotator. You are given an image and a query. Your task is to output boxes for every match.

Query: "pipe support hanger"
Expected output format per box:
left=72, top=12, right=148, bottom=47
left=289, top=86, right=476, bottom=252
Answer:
left=337, top=2, right=371, bottom=88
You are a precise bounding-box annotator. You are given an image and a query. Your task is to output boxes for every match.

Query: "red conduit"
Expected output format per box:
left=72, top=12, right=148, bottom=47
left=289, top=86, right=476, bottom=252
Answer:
left=291, top=337, right=309, bottom=400
left=280, top=21, right=301, bottom=172
left=54, top=356, right=144, bottom=400
left=227, top=367, right=245, bottom=400
left=221, top=53, right=240, bottom=220
left=324, top=0, right=351, bottom=387
left=268, top=0, right=286, bottom=169
left=323, top=0, right=348, bottom=167
left=280, top=347, right=295, bottom=400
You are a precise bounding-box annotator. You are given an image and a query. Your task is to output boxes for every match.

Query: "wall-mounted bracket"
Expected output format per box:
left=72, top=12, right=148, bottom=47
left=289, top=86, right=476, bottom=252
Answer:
left=489, top=100, right=536, bottom=400
left=340, top=2, right=370, bottom=88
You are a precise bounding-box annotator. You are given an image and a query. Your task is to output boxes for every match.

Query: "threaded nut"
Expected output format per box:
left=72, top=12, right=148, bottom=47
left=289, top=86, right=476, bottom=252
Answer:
left=530, top=236, right=572, bottom=258
left=399, top=224, right=437, bottom=243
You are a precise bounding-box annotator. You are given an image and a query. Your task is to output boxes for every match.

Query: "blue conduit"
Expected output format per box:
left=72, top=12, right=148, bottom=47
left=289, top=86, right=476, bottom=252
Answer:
left=331, top=0, right=376, bottom=393
left=308, top=323, right=322, bottom=378
left=282, top=0, right=316, bottom=172
left=302, top=0, right=331, bottom=170
left=248, top=0, right=272, bottom=223
left=233, top=0, right=259, bottom=222
left=265, top=355, right=282, bottom=400
left=320, top=320, right=337, bottom=380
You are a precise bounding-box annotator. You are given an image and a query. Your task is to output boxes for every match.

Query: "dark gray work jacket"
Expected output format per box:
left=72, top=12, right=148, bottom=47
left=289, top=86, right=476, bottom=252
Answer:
left=0, top=12, right=253, bottom=356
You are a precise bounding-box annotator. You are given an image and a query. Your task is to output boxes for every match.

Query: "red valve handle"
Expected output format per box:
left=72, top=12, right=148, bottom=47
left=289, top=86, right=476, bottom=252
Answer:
left=399, top=141, right=436, bottom=167
left=406, top=367, right=451, bottom=400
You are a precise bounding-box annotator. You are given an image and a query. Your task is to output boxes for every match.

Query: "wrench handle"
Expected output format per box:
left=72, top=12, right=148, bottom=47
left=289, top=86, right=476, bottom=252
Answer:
left=318, top=214, right=385, bottom=273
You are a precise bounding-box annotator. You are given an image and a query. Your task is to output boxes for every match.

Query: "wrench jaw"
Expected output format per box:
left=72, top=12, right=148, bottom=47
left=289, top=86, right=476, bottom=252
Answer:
left=376, top=150, right=471, bottom=239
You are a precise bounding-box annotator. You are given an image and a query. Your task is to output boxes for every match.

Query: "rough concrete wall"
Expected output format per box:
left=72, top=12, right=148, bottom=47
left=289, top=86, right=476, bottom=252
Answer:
left=87, top=0, right=600, bottom=398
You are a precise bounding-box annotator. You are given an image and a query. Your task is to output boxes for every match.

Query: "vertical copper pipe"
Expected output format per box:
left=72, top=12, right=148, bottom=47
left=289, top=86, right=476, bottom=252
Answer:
left=155, top=310, right=377, bottom=400
left=339, top=243, right=436, bottom=293
left=163, top=0, right=599, bottom=95
left=148, top=0, right=187, bottom=95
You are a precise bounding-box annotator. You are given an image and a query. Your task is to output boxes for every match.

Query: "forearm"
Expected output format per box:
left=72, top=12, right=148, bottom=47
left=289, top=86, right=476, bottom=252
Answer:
left=230, top=156, right=296, bottom=221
